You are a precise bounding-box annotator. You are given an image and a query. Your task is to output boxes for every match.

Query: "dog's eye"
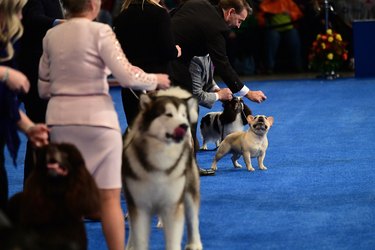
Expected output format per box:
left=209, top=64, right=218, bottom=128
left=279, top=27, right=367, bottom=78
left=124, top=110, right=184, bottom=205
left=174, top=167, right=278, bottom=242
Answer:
left=165, top=113, right=173, bottom=117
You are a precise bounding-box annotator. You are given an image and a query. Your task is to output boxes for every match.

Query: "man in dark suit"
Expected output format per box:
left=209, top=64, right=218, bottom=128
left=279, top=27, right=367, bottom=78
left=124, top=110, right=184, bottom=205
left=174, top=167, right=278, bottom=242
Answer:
left=170, top=0, right=267, bottom=176
left=17, top=0, right=64, bottom=183
left=170, top=0, right=266, bottom=103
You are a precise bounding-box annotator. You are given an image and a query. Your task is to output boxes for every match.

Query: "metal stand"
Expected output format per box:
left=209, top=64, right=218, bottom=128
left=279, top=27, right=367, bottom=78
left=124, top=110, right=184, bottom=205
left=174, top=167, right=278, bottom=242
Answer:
left=324, top=0, right=330, bottom=31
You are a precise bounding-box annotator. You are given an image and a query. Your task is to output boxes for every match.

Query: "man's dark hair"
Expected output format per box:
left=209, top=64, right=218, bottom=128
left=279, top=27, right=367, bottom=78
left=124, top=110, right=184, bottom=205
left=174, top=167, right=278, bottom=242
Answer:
left=218, top=0, right=252, bottom=15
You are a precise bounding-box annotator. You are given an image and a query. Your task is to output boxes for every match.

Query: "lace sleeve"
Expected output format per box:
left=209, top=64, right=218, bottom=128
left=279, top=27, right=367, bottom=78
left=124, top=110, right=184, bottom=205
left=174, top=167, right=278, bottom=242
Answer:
left=98, top=26, right=157, bottom=90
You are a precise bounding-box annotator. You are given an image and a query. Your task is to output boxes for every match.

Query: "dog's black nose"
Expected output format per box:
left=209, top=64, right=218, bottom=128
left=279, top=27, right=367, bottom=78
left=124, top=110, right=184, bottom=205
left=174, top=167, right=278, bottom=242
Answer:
left=257, top=116, right=265, bottom=122
left=179, top=124, right=188, bottom=131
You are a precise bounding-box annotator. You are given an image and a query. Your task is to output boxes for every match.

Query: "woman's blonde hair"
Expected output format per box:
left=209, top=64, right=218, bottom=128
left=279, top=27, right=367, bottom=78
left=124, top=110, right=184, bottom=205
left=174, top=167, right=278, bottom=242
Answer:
left=0, top=0, right=27, bottom=62
left=121, top=0, right=162, bottom=12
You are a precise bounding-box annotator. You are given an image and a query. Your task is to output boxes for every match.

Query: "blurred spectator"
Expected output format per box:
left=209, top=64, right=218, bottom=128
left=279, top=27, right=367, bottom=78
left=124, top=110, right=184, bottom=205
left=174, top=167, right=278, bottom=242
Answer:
left=98, top=0, right=115, bottom=25
left=335, top=0, right=375, bottom=26
left=257, top=0, right=303, bottom=73
left=295, top=0, right=324, bottom=70
left=226, top=14, right=260, bottom=75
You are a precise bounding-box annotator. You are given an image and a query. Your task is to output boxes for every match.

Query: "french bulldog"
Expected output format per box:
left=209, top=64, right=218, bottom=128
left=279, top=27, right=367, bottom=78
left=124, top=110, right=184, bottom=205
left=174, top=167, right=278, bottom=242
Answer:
left=211, top=115, right=274, bottom=172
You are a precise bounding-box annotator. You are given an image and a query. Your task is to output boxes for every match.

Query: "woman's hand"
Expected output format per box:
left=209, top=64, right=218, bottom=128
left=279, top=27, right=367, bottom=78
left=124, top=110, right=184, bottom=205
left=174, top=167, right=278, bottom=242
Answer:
left=2, top=67, right=30, bottom=93
left=26, top=124, right=50, bottom=147
left=155, top=74, right=171, bottom=90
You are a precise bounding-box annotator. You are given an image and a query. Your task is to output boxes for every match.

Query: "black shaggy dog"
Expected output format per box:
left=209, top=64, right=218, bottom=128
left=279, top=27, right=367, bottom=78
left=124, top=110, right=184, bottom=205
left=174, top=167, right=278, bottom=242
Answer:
left=6, top=143, right=100, bottom=250
left=200, top=97, right=252, bottom=150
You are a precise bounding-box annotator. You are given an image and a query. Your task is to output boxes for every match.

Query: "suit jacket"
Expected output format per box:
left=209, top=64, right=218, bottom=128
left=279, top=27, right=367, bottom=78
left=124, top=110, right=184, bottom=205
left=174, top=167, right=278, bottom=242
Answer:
left=190, top=55, right=219, bottom=109
left=170, top=0, right=244, bottom=94
left=38, top=18, right=158, bottom=131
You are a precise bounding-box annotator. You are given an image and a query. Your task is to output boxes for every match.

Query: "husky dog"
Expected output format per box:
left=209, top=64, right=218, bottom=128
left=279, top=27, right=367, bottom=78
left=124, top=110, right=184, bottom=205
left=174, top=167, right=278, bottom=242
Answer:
left=199, top=97, right=252, bottom=150
left=122, top=87, right=202, bottom=250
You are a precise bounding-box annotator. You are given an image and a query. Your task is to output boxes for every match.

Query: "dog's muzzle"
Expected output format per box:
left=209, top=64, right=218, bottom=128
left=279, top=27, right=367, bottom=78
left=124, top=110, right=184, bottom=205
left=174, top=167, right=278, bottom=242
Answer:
left=252, top=122, right=268, bottom=131
left=166, top=124, right=188, bottom=143
left=252, top=117, right=268, bottom=132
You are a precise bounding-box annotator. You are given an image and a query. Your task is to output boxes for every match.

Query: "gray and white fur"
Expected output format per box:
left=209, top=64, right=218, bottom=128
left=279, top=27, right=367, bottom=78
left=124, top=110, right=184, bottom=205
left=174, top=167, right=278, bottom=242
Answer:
left=122, top=87, right=202, bottom=250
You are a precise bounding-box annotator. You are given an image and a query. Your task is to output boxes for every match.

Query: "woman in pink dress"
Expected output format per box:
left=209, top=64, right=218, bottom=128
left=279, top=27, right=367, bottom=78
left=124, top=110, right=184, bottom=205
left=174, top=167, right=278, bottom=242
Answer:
left=38, top=0, right=170, bottom=249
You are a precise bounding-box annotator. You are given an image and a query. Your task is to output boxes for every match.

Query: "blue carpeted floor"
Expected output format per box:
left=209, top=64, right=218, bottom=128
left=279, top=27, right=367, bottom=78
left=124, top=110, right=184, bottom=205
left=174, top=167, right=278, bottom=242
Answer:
left=5, top=76, right=375, bottom=249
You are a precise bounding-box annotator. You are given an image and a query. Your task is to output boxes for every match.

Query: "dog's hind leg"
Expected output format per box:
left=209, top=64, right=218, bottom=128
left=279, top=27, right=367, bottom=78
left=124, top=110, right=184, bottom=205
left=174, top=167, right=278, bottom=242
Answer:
left=160, top=205, right=185, bottom=250
left=211, top=143, right=231, bottom=171
left=184, top=192, right=202, bottom=250
left=231, top=153, right=243, bottom=168
left=126, top=209, right=152, bottom=250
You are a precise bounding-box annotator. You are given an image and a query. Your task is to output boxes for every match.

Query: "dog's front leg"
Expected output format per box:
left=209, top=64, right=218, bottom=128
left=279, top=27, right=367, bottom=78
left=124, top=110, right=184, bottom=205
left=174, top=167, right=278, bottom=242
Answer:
left=161, top=204, right=185, bottom=250
left=184, top=193, right=202, bottom=250
left=243, top=151, right=255, bottom=171
left=257, top=152, right=267, bottom=170
left=126, top=209, right=151, bottom=250
left=231, top=153, right=243, bottom=168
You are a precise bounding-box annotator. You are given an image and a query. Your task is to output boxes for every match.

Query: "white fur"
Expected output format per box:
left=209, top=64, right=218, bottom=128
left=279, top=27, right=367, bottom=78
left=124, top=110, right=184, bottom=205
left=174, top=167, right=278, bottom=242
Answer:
left=123, top=87, right=202, bottom=250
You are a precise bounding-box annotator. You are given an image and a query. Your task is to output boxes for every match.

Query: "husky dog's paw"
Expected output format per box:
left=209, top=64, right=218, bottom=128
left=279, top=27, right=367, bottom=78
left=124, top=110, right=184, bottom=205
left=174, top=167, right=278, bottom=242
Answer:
left=185, top=243, right=203, bottom=250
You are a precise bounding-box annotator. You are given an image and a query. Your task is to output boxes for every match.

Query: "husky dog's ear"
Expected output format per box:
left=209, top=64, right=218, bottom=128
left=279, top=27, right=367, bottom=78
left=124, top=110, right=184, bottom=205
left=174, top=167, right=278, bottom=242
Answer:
left=139, top=93, right=153, bottom=110
left=186, top=97, right=198, bottom=124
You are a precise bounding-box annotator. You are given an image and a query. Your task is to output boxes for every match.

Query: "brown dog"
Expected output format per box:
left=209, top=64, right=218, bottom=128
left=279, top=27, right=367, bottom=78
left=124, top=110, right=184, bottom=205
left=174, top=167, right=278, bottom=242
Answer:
left=211, top=115, right=274, bottom=172
left=7, top=143, right=100, bottom=250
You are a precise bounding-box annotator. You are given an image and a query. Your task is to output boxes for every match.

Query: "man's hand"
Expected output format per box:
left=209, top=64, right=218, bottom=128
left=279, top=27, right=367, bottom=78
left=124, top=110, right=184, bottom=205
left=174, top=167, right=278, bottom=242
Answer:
left=217, top=88, right=232, bottom=101
left=246, top=90, right=267, bottom=103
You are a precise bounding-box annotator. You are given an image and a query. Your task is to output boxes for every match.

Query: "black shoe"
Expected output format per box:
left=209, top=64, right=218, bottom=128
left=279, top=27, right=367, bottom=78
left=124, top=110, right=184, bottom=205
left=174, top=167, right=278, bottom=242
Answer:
left=199, top=168, right=215, bottom=176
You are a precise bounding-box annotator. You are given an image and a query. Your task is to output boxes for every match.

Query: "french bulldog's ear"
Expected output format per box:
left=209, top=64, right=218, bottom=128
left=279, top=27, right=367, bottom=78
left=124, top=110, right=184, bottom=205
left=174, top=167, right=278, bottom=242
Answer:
left=266, top=116, right=274, bottom=127
left=246, top=115, right=255, bottom=124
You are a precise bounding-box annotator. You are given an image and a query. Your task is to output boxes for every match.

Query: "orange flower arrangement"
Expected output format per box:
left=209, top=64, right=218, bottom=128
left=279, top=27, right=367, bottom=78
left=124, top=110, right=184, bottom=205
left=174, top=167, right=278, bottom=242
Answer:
left=308, top=29, right=348, bottom=75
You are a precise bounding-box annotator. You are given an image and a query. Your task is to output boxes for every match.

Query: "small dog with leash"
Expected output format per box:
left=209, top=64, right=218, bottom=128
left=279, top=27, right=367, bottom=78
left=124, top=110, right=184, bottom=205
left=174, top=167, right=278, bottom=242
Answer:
left=199, top=97, right=252, bottom=150
left=122, top=87, right=202, bottom=250
left=211, top=115, right=274, bottom=172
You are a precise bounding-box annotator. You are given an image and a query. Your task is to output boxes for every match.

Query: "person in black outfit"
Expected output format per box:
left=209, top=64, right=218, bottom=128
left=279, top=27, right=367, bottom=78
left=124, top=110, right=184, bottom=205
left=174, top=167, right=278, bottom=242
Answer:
left=17, top=0, right=64, bottom=183
left=170, top=0, right=266, bottom=103
left=169, top=0, right=267, bottom=175
left=114, top=0, right=181, bottom=130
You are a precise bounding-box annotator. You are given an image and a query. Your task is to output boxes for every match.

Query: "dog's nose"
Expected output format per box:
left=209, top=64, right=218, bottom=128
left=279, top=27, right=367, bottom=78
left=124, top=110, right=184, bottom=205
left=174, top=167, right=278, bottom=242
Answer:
left=257, top=116, right=265, bottom=122
left=179, top=124, right=188, bottom=131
